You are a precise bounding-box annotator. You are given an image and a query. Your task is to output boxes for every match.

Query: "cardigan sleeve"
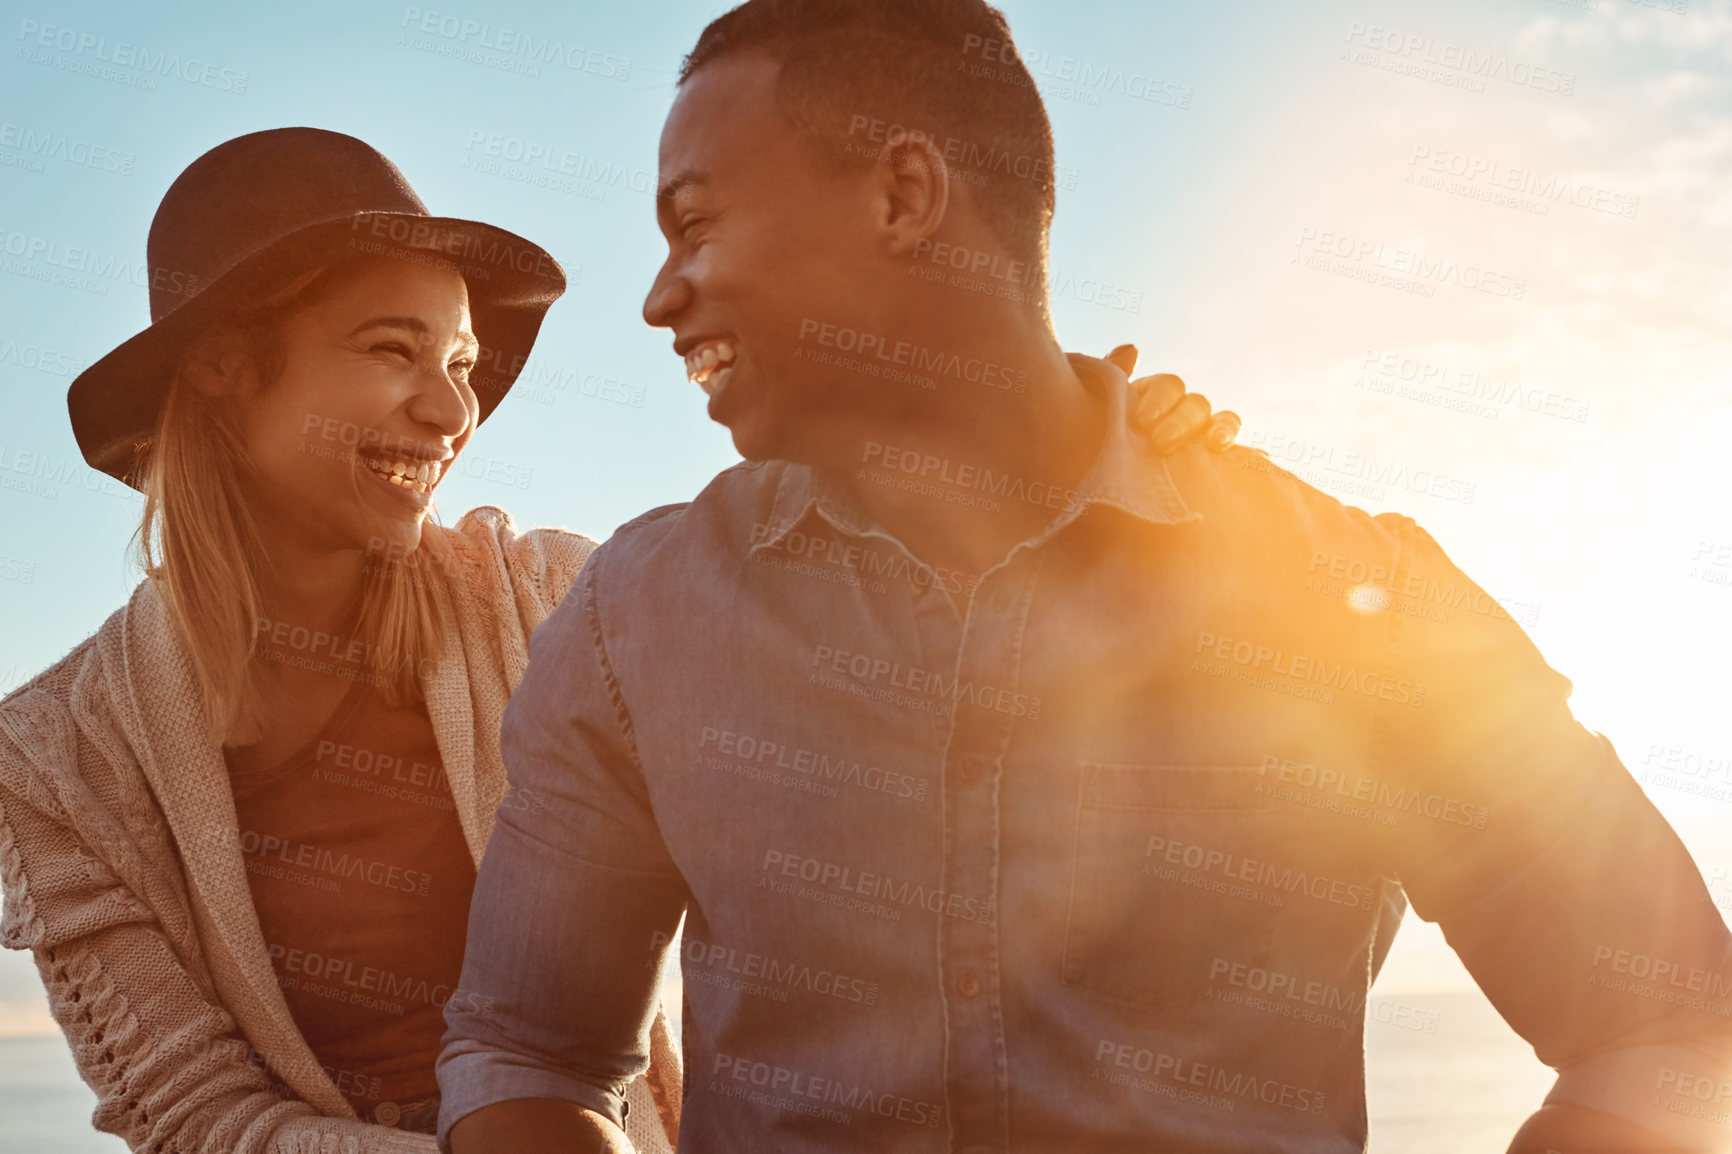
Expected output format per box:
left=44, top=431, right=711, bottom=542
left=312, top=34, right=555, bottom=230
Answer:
left=445, top=506, right=596, bottom=636
left=0, top=686, right=439, bottom=1154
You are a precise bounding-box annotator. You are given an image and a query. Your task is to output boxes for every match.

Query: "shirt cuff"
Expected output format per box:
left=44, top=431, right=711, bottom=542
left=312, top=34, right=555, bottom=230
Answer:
left=435, top=1046, right=629, bottom=1153
left=1545, top=1043, right=1732, bottom=1149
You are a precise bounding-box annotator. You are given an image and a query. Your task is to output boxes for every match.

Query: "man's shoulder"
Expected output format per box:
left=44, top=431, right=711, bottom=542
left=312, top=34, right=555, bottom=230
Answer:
left=1171, top=443, right=1544, bottom=668
left=584, top=459, right=792, bottom=591
left=1169, top=442, right=1416, bottom=569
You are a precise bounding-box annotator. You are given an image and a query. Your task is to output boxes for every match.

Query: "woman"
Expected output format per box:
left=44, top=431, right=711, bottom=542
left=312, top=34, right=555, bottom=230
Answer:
left=0, top=128, right=1234, bottom=1153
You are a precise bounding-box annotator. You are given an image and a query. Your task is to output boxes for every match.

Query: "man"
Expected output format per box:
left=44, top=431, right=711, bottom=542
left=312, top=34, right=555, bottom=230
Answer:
left=438, top=2, right=1732, bottom=1151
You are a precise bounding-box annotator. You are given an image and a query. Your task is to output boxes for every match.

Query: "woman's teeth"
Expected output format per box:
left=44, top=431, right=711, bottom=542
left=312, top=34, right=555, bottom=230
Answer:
left=362, top=457, right=440, bottom=494
left=685, top=341, right=737, bottom=396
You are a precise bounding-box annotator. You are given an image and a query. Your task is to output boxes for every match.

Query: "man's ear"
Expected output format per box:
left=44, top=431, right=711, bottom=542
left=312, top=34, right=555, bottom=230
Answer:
left=179, top=327, right=250, bottom=399
left=872, top=132, right=950, bottom=257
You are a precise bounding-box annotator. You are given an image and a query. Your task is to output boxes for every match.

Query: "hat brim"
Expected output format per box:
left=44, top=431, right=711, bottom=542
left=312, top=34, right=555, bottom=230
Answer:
left=68, top=210, right=566, bottom=488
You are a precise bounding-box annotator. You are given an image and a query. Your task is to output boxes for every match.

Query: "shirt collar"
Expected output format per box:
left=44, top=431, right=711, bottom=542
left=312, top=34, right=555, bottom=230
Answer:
left=750, top=353, right=1200, bottom=557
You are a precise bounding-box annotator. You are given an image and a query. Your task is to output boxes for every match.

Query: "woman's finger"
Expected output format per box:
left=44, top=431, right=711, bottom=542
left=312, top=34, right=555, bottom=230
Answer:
left=1105, top=344, right=1139, bottom=377
left=1150, top=393, right=1214, bottom=452
left=1131, top=373, right=1188, bottom=429
left=1206, top=410, right=1242, bottom=452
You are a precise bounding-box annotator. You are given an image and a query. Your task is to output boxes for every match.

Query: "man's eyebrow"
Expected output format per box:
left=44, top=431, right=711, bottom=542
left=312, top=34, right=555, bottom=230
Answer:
left=656, top=170, right=710, bottom=204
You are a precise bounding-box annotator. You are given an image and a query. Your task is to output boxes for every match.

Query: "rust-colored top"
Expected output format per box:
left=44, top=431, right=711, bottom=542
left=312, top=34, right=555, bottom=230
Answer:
left=228, top=675, right=476, bottom=1120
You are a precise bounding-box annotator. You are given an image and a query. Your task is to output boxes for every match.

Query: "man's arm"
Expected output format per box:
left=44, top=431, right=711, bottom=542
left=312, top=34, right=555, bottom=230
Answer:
left=437, top=566, right=690, bottom=1153
left=1380, top=517, right=1732, bottom=1152
left=449, top=1100, right=632, bottom=1154
left=1508, top=1103, right=1688, bottom=1152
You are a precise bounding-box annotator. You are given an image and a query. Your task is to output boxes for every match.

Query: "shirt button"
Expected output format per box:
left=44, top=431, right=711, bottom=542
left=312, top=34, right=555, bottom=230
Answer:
left=958, top=756, right=986, bottom=784
left=957, top=970, right=982, bottom=998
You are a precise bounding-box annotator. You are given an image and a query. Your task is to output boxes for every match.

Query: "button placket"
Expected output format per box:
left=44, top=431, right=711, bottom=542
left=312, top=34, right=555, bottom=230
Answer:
left=935, top=559, right=1038, bottom=1153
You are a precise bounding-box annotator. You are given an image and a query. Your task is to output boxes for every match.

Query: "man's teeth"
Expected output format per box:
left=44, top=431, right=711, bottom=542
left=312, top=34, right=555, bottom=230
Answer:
left=362, top=457, right=440, bottom=494
left=684, top=341, right=737, bottom=388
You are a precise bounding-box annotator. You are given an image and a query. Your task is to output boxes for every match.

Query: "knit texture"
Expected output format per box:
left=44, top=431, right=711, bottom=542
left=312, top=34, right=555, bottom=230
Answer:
left=0, top=507, right=681, bottom=1153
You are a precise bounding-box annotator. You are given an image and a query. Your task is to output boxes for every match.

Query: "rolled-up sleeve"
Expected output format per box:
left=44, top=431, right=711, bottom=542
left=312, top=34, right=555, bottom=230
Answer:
left=436, top=566, right=690, bottom=1150
left=1380, top=517, right=1732, bottom=1140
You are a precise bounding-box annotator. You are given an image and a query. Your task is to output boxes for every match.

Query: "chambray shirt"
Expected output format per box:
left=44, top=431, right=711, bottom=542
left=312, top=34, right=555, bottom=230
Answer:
left=439, top=362, right=1732, bottom=1152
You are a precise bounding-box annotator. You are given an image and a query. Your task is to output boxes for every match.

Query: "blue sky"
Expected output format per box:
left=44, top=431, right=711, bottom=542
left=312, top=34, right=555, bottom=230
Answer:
left=0, top=0, right=1729, bottom=1026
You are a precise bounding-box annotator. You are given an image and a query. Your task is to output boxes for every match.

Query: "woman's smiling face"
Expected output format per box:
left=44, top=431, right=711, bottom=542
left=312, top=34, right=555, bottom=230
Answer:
left=233, top=255, right=479, bottom=561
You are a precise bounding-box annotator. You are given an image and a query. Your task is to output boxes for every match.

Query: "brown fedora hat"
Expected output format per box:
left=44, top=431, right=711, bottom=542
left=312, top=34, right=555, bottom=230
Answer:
left=67, top=126, right=567, bottom=488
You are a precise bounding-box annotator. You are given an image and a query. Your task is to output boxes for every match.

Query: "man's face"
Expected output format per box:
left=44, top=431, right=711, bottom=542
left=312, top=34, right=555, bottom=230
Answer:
left=643, top=53, right=888, bottom=461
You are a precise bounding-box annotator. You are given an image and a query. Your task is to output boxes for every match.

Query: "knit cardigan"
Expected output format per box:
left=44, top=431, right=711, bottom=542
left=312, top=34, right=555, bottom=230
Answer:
left=0, top=507, right=681, bottom=1154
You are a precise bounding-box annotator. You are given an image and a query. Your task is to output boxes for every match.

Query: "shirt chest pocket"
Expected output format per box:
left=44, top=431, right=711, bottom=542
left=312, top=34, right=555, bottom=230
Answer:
left=1063, top=764, right=1350, bottom=1013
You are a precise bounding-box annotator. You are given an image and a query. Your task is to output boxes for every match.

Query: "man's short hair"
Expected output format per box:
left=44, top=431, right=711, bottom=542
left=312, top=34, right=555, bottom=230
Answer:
left=680, top=0, right=1056, bottom=277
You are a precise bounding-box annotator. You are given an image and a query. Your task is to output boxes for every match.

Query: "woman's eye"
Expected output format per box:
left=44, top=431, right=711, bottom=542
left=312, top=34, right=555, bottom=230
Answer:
left=449, top=360, right=475, bottom=379
left=371, top=341, right=414, bottom=360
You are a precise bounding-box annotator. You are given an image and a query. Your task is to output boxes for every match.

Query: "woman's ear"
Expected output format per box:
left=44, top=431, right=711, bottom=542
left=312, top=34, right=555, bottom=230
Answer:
left=179, top=327, right=250, bottom=399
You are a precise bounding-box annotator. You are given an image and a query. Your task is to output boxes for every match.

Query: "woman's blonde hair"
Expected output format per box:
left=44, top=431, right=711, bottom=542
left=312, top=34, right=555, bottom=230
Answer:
left=135, top=259, right=450, bottom=745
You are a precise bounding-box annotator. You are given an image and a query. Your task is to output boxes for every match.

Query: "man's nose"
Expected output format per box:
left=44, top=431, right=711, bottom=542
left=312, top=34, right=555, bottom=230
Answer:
left=643, top=265, right=692, bottom=328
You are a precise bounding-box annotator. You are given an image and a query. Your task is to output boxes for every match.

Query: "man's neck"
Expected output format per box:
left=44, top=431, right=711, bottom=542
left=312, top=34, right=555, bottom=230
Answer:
left=824, top=318, right=1106, bottom=584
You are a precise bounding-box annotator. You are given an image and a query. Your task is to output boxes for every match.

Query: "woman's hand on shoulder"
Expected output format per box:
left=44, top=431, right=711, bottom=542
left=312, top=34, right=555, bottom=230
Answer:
left=1103, top=343, right=1241, bottom=455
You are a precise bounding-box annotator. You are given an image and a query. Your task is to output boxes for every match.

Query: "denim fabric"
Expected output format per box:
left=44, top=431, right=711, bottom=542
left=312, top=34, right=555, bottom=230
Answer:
left=439, top=362, right=1731, bottom=1152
